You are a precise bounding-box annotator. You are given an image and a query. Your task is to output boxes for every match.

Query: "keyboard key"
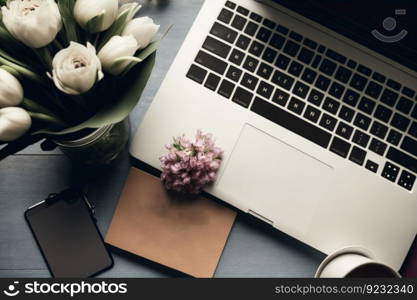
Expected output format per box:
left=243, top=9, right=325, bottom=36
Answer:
left=412, top=105, right=417, bottom=119
left=335, top=66, right=352, bottom=83
left=352, top=130, right=370, bottom=148
left=288, top=61, right=303, bottom=77
left=232, top=87, right=253, bottom=108
left=289, top=31, right=303, bottom=42
left=336, top=122, right=354, bottom=140
left=350, top=73, right=368, bottom=91
left=387, top=147, right=417, bottom=173
left=283, top=40, right=300, bottom=57
left=374, top=105, right=393, bottom=123
left=401, top=136, right=417, bottom=157
left=229, top=48, right=245, bottom=65
left=365, top=160, right=379, bottom=173
left=347, top=59, right=357, bottom=69
left=391, top=113, right=411, bottom=132
left=251, top=98, right=332, bottom=148
left=343, top=89, right=360, bottom=107
left=358, top=97, right=376, bottom=115
left=243, top=56, right=259, bottom=72
left=186, top=64, right=207, bottom=84
left=272, top=89, right=289, bottom=106
left=203, top=36, right=231, bottom=58
left=275, top=54, right=290, bottom=70
left=402, top=87, right=415, bottom=99
left=292, top=81, right=309, bottom=99
left=387, top=129, right=402, bottom=146
left=226, top=65, right=243, bottom=82
left=330, top=136, right=351, bottom=158
left=315, top=75, right=331, bottom=92
left=369, top=138, right=387, bottom=156
left=298, top=47, right=314, bottom=65
left=218, top=8, right=234, bottom=24
left=236, top=34, right=251, bottom=50
left=288, top=97, right=305, bottom=115
left=272, top=70, right=294, bottom=91
left=195, top=51, right=227, bottom=75
left=277, top=25, right=289, bottom=35
left=349, top=146, right=367, bottom=166
left=304, top=105, right=321, bottom=123
left=257, top=63, right=273, bottom=80
left=381, top=89, right=399, bottom=107
left=308, top=89, right=324, bottom=106
left=339, top=106, right=355, bottom=123
left=210, top=22, right=238, bottom=44
left=263, top=18, right=276, bottom=29
left=396, top=97, right=414, bottom=115
left=328, top=82, right=345, bottom=99
left=244, top=21, right=259, bottom=36
left=319, top=114, right=337, bottom=132
left=409, top=122, right=417, bottom=138
left=370, top=121, right=388, bottom=139
left=241, top=73, right=258, bottom=90
left=372, top=72, right=386, bottom=83
left=398, top=170, right=416, bottom=191
left=303, top=38, right=317, bottom=50
left=270, top=34, right=286, bottom=50
left=319, top=59, right=337, bottom=76
left=325, top=49, right=347, bottom=64
left=311, top=55, right=322, bottom=69
left=318, top=45, right=326, bottom=53
left=249, top=41, right=264, bottom=56
left=357, top=65, right=372, bottom=76
left=387, top=79, right=401, bottom=91
left=237, top=6, right=249, bottom=16
left=301, top=68, right=317, bottom=84
left=204, top=73, right=221, bottom=91
left=231, top=14, right=247, bottom=31
left=257, top=81, right=274, bottom=99
left=250, top=12, right=262, bottom=22
left=323, top=97, right=340, bottom=115
left=365, top=81, right=383, bottom=99
left=256, top=27, right=272, bottom=43
left=226, top=1, right=236, bottom=9
left=354, top=113, right=371, bottom=131
left=382, top=162, right=400, bottom=182
left=218, top=79, right=235, bottom=98
left=262, top=47, right=277, bottom=63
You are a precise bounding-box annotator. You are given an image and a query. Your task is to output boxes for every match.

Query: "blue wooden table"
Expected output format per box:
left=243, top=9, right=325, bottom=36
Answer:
left=0, top=0, right=324, bottom=278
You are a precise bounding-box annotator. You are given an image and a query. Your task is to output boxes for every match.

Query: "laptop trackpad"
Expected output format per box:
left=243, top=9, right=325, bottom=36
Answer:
left=218, top=124, right=334, bottom=236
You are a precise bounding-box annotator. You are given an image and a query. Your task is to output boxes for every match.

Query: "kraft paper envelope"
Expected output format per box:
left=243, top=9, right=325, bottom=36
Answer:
left=105, top=168, right=237, bottom=277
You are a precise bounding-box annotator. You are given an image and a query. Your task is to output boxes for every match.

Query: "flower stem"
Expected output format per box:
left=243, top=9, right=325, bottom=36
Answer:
left=0, top=55, right=44, bottom=84
left=28, top=112, right=67, bottom=129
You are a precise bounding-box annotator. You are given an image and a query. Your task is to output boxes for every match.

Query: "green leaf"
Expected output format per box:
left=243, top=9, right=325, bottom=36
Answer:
left=86, top=12, right=105, bottom=33
left=33, top=52, right=157, bottom=136
left=57, top=0, right=78, bottom=45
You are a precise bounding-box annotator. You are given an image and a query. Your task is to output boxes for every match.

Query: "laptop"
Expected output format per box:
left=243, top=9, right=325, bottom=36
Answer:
left=131, top=0, right=417, bottom=270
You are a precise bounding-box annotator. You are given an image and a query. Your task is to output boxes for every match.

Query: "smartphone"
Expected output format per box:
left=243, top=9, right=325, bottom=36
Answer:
left=25, top=190, right=113, bottom=277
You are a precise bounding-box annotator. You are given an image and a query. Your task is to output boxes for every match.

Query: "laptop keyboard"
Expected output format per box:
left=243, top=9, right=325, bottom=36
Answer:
left=186, top=1, right=417, bottom=191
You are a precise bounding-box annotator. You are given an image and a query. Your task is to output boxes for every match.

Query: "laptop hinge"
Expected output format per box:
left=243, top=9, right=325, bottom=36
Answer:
left=248, top=209, right=274, bottom=226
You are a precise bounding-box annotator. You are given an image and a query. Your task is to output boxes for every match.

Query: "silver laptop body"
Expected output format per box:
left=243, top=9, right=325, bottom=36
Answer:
left=131, top=0, right=417, bottom=270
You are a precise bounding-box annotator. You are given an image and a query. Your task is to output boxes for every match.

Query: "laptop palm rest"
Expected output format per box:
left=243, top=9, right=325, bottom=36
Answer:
left=218, top=124, right=334, bottom=237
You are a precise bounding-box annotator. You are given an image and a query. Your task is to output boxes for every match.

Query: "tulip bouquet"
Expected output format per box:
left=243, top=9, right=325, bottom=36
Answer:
left=0, top=0, right=164, bottom=160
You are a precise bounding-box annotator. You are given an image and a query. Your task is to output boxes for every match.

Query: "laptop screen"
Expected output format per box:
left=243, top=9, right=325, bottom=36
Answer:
left=272, top=0, right=417, bottom=73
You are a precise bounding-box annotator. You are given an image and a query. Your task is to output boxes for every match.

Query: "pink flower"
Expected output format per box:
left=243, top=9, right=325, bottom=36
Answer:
left=159, top=130, right=223, bottom=194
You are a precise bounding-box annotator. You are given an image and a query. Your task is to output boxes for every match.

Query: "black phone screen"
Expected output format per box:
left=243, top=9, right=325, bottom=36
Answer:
left=25, top=194, right=113, bottom=278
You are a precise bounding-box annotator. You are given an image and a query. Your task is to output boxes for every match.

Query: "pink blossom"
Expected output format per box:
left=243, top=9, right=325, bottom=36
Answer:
left=159, top=130, right=223, bottom=194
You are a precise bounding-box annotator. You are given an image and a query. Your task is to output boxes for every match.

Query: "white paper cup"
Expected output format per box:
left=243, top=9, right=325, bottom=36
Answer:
left=315, top=247, right=401, bottom=278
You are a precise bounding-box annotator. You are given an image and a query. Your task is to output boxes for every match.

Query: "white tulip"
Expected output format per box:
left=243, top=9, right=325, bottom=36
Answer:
left=98, top=35, right=141, bottom=76
left=74, top=0, right=118, bottom=33
left=48, top=42, right=104, bottom=95
left=0, top=69, right=24, bottom=108
left=122, top=17, right=160, bottom=50
left=1, top=0, right=62, bottom=48
left=0, top=107, right=32, bottom=142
